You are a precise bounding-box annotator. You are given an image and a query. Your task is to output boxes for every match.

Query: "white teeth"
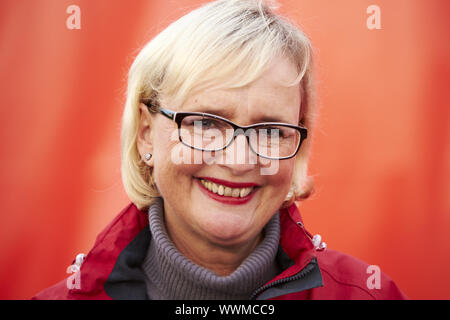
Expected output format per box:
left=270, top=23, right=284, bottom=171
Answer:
left=231, top=188, right=240, bottom=198
left=240, top=188, right=251, bottom=198
left=200, top=179, right=254, bottom=198
left=218, top=185, right=224, bottom=196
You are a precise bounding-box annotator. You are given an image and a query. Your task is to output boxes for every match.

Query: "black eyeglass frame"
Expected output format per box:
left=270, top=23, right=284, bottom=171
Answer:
left=147, top=106, right=307, bottom=160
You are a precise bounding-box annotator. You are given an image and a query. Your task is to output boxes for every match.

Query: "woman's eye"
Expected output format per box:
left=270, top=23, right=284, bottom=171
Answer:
left=200, top=119, right=214, bottom=127
left=259, top=127, right=293, bottom=139
left=197, top=118, right=225, bottom=129
left=262, top=128, right=281, bottom=137
left=182, top=116, right=226, bottom=131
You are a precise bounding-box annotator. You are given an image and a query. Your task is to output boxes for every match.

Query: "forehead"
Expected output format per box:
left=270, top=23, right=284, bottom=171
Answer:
left=177, top=56, right=301, bottom=125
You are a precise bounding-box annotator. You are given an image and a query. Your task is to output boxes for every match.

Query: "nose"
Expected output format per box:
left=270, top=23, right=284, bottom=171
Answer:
left=218, top=133, right=258, bottom=175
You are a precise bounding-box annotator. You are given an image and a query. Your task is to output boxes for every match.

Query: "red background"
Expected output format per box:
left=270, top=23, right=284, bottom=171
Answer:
left=0, top=0, right=449, bottom=299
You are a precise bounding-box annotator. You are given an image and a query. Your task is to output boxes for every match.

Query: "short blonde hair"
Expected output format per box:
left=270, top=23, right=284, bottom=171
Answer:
left=121, top=0, right=316, bottom=210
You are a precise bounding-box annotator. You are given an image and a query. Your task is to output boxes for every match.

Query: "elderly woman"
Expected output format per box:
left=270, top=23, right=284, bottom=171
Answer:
left=34, top=0, right=405, bottom=300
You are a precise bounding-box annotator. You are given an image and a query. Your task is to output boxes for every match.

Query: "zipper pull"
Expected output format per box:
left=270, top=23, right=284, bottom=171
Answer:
left=297, top=221, right=326, bottom=251
left=311, top=234, right=327, bottom=251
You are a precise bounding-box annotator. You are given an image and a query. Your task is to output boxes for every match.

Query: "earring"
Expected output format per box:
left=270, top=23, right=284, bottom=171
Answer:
left=144, top=153, right=152, bottom=161
left=284, top=185, right=295, bottom=202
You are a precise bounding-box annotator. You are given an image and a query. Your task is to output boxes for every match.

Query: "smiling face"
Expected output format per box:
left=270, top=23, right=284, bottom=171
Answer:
left=138, top=55, right=301, bottom=248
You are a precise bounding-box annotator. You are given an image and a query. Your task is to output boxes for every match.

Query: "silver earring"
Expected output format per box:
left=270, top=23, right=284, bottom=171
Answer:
left=144, top=153, right=152, bottom=161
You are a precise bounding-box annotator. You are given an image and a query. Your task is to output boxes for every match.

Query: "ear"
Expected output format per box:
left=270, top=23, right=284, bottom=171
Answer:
left=137, top=103, right=154, bottom=164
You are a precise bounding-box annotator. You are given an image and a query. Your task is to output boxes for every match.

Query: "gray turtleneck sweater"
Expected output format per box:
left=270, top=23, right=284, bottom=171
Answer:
left=141, top=198, right=281, bottom=300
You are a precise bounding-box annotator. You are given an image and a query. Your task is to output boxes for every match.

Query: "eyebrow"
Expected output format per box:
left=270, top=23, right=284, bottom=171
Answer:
left=185, top=104, right=291, bottom=124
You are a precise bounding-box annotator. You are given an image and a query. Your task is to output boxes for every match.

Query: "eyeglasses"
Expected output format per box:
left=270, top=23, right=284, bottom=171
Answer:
left=147, top=106, right=307, bottom=160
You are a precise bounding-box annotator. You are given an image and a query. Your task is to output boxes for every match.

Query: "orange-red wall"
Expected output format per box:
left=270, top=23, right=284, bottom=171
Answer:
left=0, top=0, right=448, bottom=299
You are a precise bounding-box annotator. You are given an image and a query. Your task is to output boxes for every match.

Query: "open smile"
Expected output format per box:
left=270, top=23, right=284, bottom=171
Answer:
left=195, top=177, right=259, bottom=205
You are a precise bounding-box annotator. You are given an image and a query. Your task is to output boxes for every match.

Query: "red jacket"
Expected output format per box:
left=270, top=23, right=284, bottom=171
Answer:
left=32, top=203, right=406, bottom=300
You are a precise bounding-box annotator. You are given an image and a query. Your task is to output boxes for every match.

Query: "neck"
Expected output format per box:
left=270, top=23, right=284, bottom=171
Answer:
left=165, top=218, right=264, bottom=276
left=142, top=198, right=281, bottom=300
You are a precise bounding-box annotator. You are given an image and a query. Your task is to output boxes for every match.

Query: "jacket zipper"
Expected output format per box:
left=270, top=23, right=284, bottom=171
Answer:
left=249, top=258, right=317, bottom=300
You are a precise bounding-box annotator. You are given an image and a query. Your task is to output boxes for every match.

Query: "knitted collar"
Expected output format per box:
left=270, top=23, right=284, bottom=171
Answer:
left=141, top=198, right=281, bottom=300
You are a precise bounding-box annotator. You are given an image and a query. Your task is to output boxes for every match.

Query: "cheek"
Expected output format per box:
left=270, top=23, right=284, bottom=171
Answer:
left=151, top=128, right=203, bottom=191
left=264, top=159, right=295, bottom=193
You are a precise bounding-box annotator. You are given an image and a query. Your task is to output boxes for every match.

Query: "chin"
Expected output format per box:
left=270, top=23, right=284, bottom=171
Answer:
left=198, top=211, right=255, bottom=245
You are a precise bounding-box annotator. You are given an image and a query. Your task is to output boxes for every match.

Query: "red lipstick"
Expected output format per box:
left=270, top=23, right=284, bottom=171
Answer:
left=195, top=178, right=258, bottom=205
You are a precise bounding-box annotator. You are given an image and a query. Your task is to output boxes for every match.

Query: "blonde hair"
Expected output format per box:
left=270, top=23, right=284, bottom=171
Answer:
left=121, top=0, right=316, bottom=210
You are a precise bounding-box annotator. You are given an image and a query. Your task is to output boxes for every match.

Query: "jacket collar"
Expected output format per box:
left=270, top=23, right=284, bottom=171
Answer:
left=250, top=204, right=323, bottom=299
left=69, top=202, right=322, bottom=299
left=68, top=203, right=149, bottom=299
